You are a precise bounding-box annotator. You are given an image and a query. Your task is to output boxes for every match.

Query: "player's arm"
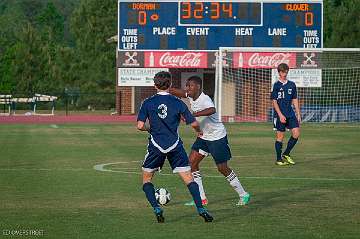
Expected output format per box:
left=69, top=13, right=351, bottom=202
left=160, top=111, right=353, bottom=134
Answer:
left=271, top=86, right=286, bottom=123
left=137, top=100, right=149, bottom=131
left=192, top=107, right=216, bottom=117
left=169, top=87, right=187, bottom=98
left=291, top=84, right=301, bottom=123
left=192, top=95, right=216, bottom=117
left=272, top=100, right=286, bottom=123
left=292, top=98, right=301, bottom=123
left=137, top=121, right=149, bottom=132
left=190, top=120, right=203, bottom=137
left=180, top=101, right=203, bottom=137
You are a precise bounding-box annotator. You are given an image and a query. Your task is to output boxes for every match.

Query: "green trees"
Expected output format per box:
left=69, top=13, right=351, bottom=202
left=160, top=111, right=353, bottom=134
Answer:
left=324, top=0, right=360, bottom=47
left=70, top=0, right=117, bottom=93
left=0, top=0, right=359, bottom=96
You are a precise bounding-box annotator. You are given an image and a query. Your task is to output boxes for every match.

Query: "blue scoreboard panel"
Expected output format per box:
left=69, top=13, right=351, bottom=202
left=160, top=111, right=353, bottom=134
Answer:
left=118, top=0, right=323, bottom=50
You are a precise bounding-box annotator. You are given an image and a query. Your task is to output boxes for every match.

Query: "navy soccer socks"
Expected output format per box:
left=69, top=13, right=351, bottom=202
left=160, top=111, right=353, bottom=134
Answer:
left=187, top=181, right=213, bottom=222
left=283, top=136, right=298, bottom=156
left=275, top=141, right=283, bottom=161
left=142, top=182, right=159, bottom=209
left=187, top=181, right=204, bottom=210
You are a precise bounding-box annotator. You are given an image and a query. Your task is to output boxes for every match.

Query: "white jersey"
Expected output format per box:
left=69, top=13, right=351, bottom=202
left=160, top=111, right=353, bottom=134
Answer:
left=188, top=92, right=227, bottom=141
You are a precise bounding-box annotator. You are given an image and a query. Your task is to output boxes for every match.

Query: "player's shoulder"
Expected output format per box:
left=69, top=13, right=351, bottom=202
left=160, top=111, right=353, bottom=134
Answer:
left=141, top=94, right=160, bottom=107
left=273, top=81, right=281, bottom=89
left=167, top=94, right=184, bottom=104
left=142, top=95, right=156, bottom=104
left=287, top=80, right=297, bottom=87
left=198, top=92, right=213, bottom=102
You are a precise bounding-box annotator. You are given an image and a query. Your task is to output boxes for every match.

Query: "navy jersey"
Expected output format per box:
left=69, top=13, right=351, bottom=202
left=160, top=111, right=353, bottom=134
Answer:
left=271, top=80, right=298, bottom=118
left=137, top=92, right=195, bottom=153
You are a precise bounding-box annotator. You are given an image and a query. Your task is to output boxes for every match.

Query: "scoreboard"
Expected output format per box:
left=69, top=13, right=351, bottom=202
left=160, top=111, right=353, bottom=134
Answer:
left=118, top=0, right=323, bottom=50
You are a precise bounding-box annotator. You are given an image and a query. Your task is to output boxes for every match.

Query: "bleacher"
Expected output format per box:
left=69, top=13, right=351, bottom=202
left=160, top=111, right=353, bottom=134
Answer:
left=0, top=94, right=58, bottom=116
left=0, top=95, right=12, bottom=115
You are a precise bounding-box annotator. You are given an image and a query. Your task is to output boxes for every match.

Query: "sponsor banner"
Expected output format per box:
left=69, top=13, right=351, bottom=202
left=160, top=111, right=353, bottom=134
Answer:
left=271, top=68, right=322, bottom=88
left=233, top=52, right=297, bottom=68
left=296, top=52, right=321, bottom=68
left=144, top=51, right=208, bottom=68
left=118, top=68, right=168, bottom=86
left=118, top=51, right=144, bottom=67
left=207, top=51, right=218, bottom=68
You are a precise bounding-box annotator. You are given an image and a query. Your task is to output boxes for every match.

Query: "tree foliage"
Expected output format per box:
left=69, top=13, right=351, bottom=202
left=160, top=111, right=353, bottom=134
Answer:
left=0, top=0, right=359, bottom=96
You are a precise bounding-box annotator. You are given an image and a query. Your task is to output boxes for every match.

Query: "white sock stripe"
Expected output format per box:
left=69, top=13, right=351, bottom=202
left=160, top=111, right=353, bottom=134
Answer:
left=192, top=171, right=202, bottom=177
left=226, top=171, right=236, bottom=181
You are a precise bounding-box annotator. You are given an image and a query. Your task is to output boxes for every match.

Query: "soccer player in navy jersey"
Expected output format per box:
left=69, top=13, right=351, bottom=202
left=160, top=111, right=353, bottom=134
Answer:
left=137, top=71, right=213, bottom=223
left=271, top=63, right=301, bottom=166
left=170, top=76, right=250, bottom=207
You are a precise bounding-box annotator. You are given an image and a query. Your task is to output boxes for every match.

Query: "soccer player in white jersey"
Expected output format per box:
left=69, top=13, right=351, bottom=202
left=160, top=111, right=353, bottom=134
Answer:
left=170, top=76, right=250, bottom=206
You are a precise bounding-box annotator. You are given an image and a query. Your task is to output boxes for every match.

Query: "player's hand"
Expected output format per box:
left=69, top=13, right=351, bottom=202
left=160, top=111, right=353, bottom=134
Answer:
left=279, top=114, right=286, bottom=123
left=297, top=113, right=302, bottom=124
left=197, top=130, right=203, bottom=138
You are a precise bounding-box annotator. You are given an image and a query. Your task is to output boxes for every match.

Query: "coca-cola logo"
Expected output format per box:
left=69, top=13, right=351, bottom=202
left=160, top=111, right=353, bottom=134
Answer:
left=159, top=52, right=203, bottom=67
left=248, top=53, right=291, bottom=68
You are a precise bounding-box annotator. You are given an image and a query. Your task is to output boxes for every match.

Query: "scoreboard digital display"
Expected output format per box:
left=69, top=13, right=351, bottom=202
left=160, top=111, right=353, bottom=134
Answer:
left=118, top=0, right=323, bottom=50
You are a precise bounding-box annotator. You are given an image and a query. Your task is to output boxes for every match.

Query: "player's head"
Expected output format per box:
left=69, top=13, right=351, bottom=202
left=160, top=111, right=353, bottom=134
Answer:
left=154, top=71, right=172, bottom=90
left=277, top=63, right=289, bottom=81
left=186, top=76, right=202, bottom=98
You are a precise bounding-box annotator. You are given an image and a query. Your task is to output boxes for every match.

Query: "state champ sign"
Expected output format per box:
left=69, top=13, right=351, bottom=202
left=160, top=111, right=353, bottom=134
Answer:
left=118, top=68, right=168, bottom=86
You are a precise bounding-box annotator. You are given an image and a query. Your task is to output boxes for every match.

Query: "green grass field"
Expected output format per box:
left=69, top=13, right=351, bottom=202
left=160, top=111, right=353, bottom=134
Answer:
left=1, top=123, right=359, bottom=239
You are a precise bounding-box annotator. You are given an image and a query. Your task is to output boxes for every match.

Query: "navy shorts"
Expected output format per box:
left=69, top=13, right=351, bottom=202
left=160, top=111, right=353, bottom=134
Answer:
left=191, top=136, right=232, bottom=164
left=273, top=116, right=299, bottom=132
left=142, top=142, right=190, bottom=173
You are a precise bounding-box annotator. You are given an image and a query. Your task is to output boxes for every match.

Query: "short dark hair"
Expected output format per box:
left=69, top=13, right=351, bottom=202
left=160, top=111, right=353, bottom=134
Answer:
left=187, top=75, right=202, bottom=86
left=153, top=71, right=172, bottom=90
left=277, top=63, right=289, bottom=73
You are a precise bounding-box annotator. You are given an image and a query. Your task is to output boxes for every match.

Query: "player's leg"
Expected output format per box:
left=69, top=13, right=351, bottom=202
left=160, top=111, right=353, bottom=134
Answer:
left=216, top=162, right=250, bottom=205
left=189, top=150, right=208, bottom=204
left=142, top=145, right=166, bottom=223
left=274, top=117, right=288, bottom=165
left=185, top=137, right=209, bottom=206
left=178, top=170, right=213, bottom=222
left=209, top=136, right=250, bottom=205
left=168, top=145, right=213, bottom=222
left=282, top=117, right=300, bottom=165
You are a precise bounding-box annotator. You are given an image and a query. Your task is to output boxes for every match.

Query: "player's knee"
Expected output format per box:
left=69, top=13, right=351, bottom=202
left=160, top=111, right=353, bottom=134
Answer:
left=276, top=135, right=284, bottom=141
left=292, top=130, right=300, bottom=138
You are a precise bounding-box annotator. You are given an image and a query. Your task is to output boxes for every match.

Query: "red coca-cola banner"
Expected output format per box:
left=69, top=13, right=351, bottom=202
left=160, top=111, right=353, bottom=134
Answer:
left=232, top=52, right=297, bottom=68
left=144, top=51, right=208, bottom=68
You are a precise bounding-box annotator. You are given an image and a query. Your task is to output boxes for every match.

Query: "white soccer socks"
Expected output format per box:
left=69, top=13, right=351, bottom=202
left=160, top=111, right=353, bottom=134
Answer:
left=226, top=170, right=247, bottom=197
left=192, top=171, right=207, bottom=200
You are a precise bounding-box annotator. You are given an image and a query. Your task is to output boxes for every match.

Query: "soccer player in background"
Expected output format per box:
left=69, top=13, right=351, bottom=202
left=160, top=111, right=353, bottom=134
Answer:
left=271, top=63, right=301, bottom=166
left=137, top=71, right=213, bottom=223
left=170, top=76, right=250, bottom=207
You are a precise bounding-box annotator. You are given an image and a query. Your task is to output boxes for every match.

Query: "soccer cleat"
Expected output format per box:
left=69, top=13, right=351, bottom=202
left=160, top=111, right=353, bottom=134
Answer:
left=198, top=208, right=213, bottom=222
left=236, top=193, right=251, bottom=206
left=282, top=154, right=295, bottom=165
left=184, top=199, right=208, bottom=206
left=154, top=207, right=164, bottom=223
left=275, top=160, right=289, bottom=166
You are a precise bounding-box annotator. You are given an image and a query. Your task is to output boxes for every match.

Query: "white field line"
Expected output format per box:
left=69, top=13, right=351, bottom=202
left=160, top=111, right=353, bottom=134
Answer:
left=1, top=153, right=359, bottom=182
left=92, top=162, right=360, bottom=182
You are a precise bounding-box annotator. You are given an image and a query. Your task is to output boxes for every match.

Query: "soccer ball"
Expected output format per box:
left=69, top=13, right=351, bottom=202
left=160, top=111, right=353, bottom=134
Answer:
left=155, top=188, right=171, bottom=205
